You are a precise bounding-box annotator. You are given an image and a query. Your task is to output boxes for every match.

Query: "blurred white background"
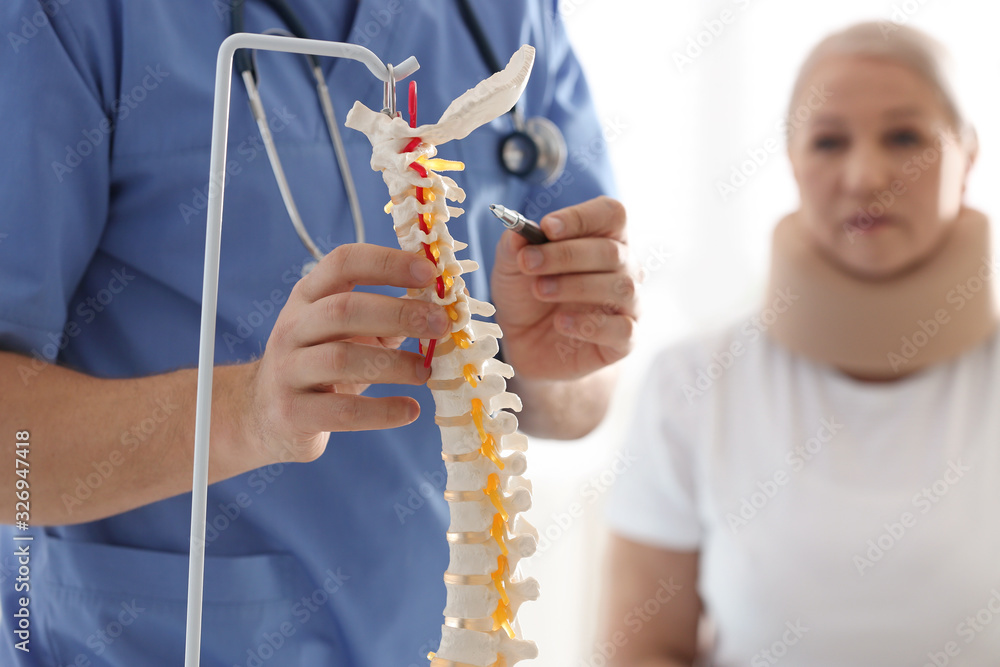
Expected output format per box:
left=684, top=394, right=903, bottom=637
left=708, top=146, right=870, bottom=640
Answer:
left=519, top=1, right=1000, bottom=664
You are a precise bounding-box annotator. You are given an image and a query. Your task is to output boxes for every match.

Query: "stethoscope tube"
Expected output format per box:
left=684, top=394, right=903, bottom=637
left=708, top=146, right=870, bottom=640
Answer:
left=314, top=67, right=367, bottom=249
left=456, top=0, right=569, bottom=185
left=455, top=0, right=505, bottom=75
left=233, top=0, right=367, bottom=263
left=241, top=69, right=327, bottom=259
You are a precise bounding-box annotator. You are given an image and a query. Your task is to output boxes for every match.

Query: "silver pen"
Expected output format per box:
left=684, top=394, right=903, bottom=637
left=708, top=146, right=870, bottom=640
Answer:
left=489, top=204, right=550, bottom=245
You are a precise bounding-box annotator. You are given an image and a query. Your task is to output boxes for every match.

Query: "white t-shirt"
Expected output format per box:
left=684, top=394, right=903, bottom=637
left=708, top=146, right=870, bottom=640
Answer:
left=606, top=319, right=1000, bottom=667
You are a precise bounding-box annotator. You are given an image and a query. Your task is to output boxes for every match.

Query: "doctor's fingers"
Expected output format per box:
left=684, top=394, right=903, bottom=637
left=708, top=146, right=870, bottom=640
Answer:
left=285, top=342, right=430, bottom=390
left=294, top=244, right=439, bottom=303
left=517, top=236, right=628, bottom=276
left=291, top=392, right=421, bottom=433
left=553, top=307, right=636, bottom=358
left=541, top=196, right=627, bottom=243
left=532, top=270, right=641, bottom=318
left=284, top=292, right=451, bottom=347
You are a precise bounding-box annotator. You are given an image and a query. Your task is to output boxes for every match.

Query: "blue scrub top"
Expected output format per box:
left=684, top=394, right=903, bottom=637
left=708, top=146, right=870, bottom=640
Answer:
left=0, top=1, right=614, bottom=665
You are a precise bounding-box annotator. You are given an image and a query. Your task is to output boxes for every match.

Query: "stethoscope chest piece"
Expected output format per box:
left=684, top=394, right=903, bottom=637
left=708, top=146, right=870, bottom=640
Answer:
left=499, top=115, right=567, bottom=186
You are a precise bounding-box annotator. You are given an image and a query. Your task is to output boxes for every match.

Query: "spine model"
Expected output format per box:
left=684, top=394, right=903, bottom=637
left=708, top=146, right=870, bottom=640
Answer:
left=346, top=46, right=539, bottom=667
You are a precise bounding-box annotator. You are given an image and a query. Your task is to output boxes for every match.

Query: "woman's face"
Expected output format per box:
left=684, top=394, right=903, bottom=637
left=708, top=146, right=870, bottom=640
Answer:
left=787, top=55, right=974, bottom=280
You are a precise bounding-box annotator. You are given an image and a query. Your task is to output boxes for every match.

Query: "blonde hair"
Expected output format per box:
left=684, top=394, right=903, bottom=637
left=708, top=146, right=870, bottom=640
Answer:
left=787, top=22, right=976, bottom=147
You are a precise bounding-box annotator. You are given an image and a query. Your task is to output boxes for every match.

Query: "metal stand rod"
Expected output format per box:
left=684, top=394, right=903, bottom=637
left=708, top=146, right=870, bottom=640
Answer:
left=184, top=32, right=417, bottom=667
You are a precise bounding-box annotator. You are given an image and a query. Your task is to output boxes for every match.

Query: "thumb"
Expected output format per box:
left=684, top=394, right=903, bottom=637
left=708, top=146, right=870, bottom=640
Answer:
left=493, top=229, right=530, bottom=277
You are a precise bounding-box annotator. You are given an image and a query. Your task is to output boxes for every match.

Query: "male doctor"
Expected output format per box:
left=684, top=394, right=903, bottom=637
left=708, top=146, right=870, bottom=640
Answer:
left=0, top=1, right=636, bottom=664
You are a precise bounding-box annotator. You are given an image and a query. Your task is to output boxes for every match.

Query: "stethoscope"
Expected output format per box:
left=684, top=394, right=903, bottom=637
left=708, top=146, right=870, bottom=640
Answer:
left=231, top=0, right=568, bottom=269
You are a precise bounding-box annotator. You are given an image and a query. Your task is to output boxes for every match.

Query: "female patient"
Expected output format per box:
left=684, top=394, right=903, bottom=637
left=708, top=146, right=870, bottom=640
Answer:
left=602, top=22, right=1000, bottom=665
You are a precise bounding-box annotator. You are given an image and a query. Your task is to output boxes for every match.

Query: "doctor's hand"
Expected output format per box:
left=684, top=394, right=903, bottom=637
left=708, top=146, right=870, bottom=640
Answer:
left=490, top=196, right=639, bottom=382
left=240, top=244, right=449, bottom=464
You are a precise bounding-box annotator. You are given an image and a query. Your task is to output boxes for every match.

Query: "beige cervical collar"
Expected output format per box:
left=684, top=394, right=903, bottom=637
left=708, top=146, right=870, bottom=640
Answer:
left=764, top=209, right=998, bottom=379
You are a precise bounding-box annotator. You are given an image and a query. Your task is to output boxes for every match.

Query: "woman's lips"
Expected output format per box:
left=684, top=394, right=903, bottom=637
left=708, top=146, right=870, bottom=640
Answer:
left=845, top=213, right=896, bottom=234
